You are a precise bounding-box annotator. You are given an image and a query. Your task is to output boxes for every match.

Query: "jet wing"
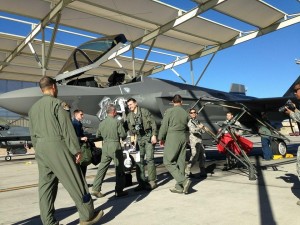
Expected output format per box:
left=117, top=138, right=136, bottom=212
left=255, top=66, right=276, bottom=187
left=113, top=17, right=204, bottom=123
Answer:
left=0, top=136, right=31, bottom=142
left=235, top=97, right=296, bottom=113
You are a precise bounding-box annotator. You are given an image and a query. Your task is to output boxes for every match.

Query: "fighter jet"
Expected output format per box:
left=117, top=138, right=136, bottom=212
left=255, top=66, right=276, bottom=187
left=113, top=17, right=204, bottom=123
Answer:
left=0, top=34, right=293, bottom=156
left=0, top=117, right=32, bottom=161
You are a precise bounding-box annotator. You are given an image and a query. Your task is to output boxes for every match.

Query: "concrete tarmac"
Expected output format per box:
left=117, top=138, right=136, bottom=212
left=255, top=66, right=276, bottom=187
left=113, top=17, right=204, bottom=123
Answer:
left=1, top=136, right=300, bottom=225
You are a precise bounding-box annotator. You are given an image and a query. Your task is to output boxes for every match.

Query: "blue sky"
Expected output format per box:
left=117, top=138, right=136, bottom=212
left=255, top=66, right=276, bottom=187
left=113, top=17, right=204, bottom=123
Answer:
left=0, top=0, right=300, bottom=98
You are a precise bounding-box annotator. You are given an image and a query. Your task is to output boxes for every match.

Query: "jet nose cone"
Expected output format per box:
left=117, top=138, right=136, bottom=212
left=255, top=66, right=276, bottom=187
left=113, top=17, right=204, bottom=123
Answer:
left=0, top=88, right=42, bottom=115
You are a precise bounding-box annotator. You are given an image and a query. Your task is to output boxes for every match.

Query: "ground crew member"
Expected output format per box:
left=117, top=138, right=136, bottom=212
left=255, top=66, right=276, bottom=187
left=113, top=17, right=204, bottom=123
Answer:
left=285, top=81, right=300, bottom=206
left=186, top=108, right=207, bottom=178
left=126, top=98, right=158, bottom=191
left=72, top=109, right=89, bottom=176
left=258, top=112, right=273, bottom=160
left=28, top=76, right=103, bottom=225
left=219, top=112, right=243, bottom=170
left=158, top=94, right=191, bottom=194
left=221, top=112, right=243, bottom=136
left=91, top=104, right=128, bottom=198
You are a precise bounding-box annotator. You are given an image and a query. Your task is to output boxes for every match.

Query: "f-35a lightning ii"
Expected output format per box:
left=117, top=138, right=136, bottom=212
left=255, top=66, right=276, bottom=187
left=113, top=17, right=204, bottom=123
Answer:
left=0, top=34, right=294, bottom=156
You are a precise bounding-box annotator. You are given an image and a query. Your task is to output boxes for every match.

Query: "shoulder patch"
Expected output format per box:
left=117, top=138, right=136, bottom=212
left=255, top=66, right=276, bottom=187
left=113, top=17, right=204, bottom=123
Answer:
left=61, top=102, right=71, bottom=111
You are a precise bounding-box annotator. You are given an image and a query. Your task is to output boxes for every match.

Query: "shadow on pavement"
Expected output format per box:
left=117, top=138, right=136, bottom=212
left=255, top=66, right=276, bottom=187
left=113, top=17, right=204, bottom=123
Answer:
left=277, top=173, right=300, bottom=202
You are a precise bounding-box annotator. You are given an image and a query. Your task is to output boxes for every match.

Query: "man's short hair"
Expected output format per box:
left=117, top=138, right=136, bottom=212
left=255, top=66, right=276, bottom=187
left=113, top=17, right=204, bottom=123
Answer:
left=189, top=108, right=197, bottom=113
left=106, top=104, right=116, bottom=114
left=172, top=94, right=182, bottom=103
left=73, top=109, right=82, bottom=115
left=227, top=112, right=233, bottom=116
left=127, top=98, right=137, bottom=104
left=39, top=76, right=56, bottom=90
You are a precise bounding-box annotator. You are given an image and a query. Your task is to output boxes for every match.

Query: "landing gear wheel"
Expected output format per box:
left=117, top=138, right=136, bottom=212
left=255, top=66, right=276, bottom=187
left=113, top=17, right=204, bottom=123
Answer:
left=226, top=154, right=237, bottom=169
left=271, top=139, right=287, bottom=156
left=5, top=156, right=11, bottom=161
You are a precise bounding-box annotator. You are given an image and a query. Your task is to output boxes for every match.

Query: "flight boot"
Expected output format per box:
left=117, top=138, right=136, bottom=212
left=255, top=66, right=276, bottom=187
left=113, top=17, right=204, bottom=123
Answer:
left=169, top=187, right=183, bottom=194
left=183, top=179, right=192, bottom=194
left=91, top=190, right=105, bottom=198
left=149, top=180, right=158, bottom=190
left=80, top=210, right=104, bottom=225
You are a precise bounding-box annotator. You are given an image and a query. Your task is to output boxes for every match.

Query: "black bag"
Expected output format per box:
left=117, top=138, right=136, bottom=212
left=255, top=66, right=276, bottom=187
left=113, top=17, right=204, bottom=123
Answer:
left=80, top=142, right=92, bottom=166
left=89, top=141, right=102, bottom=166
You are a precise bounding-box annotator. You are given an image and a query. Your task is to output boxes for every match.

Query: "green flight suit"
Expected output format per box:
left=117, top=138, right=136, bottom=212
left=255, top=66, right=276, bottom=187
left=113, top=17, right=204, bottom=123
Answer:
left=158, top=105, right=189, bottom=190
left=127, top=107, right=157, bottom=186
left=92, top=116, right=127, bottom=193
left=29, top=94, right=94, bottom=225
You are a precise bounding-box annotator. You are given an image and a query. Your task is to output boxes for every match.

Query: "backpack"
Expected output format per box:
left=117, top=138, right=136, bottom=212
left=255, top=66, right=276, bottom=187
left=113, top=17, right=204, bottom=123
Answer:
left=89, top=141, right=102, bottom=166
left=80, top=142, right=93, bottom=166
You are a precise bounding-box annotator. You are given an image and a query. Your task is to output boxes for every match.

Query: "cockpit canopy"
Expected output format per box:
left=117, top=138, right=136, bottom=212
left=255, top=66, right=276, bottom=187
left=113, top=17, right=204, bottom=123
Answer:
left=56, top=34, right=127, bottom=86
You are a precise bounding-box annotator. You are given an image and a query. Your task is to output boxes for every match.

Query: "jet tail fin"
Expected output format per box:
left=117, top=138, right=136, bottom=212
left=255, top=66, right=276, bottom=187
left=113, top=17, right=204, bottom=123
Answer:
left=283, top=75, right=300, bottom=97
left=229, top=83, right=246, bottom=96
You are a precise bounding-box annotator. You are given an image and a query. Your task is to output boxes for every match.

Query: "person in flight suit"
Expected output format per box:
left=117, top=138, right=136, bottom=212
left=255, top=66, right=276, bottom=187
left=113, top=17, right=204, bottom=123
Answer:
left=91, top=104, right=128, bottom=198
left=28, top=76, right=103, bottom=225
left=126, top=98, right=158, bottom=191
left=158, top=94, right=191, bottom=194
left=186, top=108, right=207, bottom=178
left=72, top=109, right=89, bottom=176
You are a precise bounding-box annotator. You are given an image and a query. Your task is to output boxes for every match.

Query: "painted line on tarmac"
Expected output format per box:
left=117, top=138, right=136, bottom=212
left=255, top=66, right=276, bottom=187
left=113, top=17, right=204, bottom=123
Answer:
left=0, top=173, right=104, bottom=193
left=0, top=184, right=38, bottom=192
left=0, top=163, right=168, bottom=193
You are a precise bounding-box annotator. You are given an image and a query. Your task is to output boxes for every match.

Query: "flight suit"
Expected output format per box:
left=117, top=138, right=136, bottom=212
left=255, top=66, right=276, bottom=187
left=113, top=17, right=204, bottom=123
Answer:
left=158, top=105, right=189, bottom=191
left=186, top=118, right=206, bottom=175
left=92, top=116, right=127, bottom=193
left=29, top=94, right=94, bottom=225
left=127, top=107, right=157, bottom=187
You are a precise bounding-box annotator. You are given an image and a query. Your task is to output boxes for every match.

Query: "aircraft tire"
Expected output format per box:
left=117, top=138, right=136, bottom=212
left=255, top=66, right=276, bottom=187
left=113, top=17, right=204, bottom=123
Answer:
left=5, top=156, right=11, bottom=161
left=270, top=139, right=287, bottom=156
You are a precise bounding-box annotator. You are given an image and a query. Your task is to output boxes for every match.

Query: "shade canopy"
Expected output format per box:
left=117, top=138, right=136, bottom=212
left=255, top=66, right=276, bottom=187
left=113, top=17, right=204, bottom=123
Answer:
left=0, top=0, right=299, bottom=83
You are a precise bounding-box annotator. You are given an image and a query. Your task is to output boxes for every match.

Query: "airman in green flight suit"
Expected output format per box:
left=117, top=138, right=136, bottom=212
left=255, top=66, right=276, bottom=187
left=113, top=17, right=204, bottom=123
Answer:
left=158, top=94, right=191, bottom=194
left=126, top=98, right=158, bottom=191
left=91, top=104, right=128, bottom=198
left=29, top=76, right=103, bottom=225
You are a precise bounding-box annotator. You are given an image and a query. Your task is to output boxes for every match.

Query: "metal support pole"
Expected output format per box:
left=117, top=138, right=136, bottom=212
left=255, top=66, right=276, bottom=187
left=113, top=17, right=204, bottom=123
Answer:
left=195, top=52, right=216, bottom=86
left=138, top=38, right=156, bottom=76
left=41, top=28, right=46, bottom=76
left=190, top=60, right=194, bottom=85
left=132, top=48, right=135, bottom=79
left=45, top=12, right=61, bottom=69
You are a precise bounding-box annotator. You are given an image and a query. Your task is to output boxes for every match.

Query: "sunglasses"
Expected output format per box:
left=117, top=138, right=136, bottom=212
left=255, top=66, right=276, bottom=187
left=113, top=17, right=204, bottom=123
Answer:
left=190, top=112, right=197, bottom=114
